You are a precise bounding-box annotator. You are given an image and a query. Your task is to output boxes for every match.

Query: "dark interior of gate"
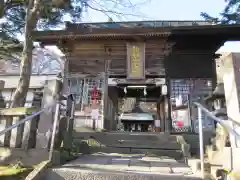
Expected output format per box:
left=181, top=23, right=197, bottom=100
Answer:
left=33, top=21, right=240, bottom=133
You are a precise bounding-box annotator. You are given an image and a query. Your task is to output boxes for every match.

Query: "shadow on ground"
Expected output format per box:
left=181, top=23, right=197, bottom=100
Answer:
left=63, top=153, right=188, bottom=168
left=47, top=165, right=201, bottom=180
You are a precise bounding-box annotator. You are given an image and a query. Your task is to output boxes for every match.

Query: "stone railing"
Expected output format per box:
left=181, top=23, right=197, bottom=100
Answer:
left=0, top=107, right=40, bottom=149
left=0, top=75, right=76, bottom=166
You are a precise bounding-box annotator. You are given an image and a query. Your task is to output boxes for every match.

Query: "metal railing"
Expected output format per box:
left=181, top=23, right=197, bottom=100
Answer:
left=193, top=102, right=240, bottom=179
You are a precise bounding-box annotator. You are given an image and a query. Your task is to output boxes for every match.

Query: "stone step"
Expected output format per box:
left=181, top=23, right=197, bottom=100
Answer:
left=45, top=168, right=201, bottom=180
left=106, top=142, right=181, bottom=150
left=76, top=142, right=182, bottom=158
left=45, top=154, right=200, bottom=180
left=88, top=147, right=183, bottom=159
left=74, top=138, right=180, bottom=148
left=73, top=133, right=180, bottom=151
left=73, top=132, right=178, bottom=143
left=73, top=132, right=184, bottom=161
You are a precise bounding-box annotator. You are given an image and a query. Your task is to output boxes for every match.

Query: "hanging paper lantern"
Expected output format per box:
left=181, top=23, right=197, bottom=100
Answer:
left=162, top=84, right=168, bottom=95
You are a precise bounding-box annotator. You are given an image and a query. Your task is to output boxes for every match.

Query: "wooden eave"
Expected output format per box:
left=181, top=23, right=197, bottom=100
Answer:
left=33, top=31, right=170, bottom=45
left=32, top=24, right=240, bottom=45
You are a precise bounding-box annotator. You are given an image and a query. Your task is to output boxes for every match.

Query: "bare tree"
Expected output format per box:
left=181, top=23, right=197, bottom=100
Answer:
left=3, top=47, right=64, bottom=74
left=31, top=48, right=63, bottom=74
left=1, top=0, right=149, bottom=107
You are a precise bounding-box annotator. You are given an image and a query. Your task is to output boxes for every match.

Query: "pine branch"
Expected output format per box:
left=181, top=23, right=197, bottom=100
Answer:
left=201, top=0, right=240, bottom=24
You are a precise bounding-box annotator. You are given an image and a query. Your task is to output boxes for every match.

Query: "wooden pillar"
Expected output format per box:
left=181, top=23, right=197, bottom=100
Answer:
left=108, top=86, right=118, bottom=130
left=159, top=98, right=166, bottom=132
left=165, top=78, right=172, bottom=132
left=103, top=58, right=110, bottom=130
left=156, top=101, right=160, bottom=132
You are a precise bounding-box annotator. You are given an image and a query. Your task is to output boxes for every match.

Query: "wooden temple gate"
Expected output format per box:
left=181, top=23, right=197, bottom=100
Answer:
left=33, top=21, right=240, bottom=132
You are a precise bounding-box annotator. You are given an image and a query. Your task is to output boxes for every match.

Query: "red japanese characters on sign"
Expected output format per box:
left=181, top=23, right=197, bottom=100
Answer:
left=91, top=87, right=99, bottom=105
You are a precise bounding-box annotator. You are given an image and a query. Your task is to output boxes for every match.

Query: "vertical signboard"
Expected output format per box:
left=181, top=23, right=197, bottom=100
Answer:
left=127, top=43, right=145, bottom=79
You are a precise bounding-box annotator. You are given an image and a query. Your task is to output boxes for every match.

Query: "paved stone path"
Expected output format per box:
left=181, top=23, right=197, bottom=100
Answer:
left=47, top=153, right=202, bottom=180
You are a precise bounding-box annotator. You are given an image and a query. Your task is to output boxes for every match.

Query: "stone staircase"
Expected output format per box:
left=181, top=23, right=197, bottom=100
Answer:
left=73, top=132, right=190, bottom=160
left=45, top=153, right=201, bottom=180
left=43, top=132, right=200, bottom=180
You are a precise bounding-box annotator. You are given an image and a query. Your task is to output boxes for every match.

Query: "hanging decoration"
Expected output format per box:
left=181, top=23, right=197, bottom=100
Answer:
left=91, top=87, right=99, bottom=105
left=144, top=87, right=147, bottom=96
left=162, top=84, right=168, bottom=95
left=124, top=87, right=127, bottom=94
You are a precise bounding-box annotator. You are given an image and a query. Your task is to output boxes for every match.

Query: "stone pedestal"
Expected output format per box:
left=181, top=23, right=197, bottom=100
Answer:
left=221, top=147, right=240, bottom=179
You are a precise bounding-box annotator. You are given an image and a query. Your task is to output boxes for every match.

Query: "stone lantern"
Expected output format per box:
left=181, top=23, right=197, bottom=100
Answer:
left=205, top=83, right=230, bottom=151
left=205, top=83, right=227, bottom=119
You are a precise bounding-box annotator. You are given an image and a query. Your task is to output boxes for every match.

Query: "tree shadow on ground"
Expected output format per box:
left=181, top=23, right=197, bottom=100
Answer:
left=62, top=153, right=190, bottom=168
left=48, top=165, right=201, bottom=180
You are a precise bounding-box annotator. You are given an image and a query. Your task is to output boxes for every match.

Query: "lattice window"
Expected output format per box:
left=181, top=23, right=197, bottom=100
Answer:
left=86, top=89, right=102, bottom=105
left=69, top=78, right=84, bottom=105
left=69, top=77, right=104, bottom=110
left=86, top=79, right=104, bottom=89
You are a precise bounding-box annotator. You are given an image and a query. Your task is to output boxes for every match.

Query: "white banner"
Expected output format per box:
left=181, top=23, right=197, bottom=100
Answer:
left=91, top=109, right=99, bottom=120
left=172, top=109, right=190, bottom=126
left=155, top=120, right=161, bottom=127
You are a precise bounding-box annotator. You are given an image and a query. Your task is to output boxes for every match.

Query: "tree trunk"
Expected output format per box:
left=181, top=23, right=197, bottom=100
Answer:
left=0, top=0, right=4, bottom=18
left=10, top=0, right=41, bottom=107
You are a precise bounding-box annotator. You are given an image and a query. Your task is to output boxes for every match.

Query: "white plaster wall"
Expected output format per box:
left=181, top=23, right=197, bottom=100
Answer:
left=0, top=75, right=56, bottom=89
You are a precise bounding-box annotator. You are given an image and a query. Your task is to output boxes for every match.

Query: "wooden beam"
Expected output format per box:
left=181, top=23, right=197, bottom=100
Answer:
left=68, top=58, right=165, bottom=70
left=67, top=53, right=165, bottom=61
left=69, top=60, right=105, bottom=66
left=69, top=65, right=166, bottom=75
left=172, top=50, right=215, bottom=55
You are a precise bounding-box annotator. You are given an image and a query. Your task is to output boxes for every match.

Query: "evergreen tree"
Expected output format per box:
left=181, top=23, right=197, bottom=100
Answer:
left=108, top=17, right=114, bottom=22
left=201, top=0, right=240, bottom=24
left=0, top=32, right=22, bottom=61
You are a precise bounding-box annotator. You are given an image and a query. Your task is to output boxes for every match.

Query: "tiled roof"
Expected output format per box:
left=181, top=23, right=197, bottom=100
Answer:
left=66, top=21, right=214, bottom=29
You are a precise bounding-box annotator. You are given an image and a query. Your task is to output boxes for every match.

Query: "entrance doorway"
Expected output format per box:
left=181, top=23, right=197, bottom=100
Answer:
left=117, top=85, right=164, bottom=132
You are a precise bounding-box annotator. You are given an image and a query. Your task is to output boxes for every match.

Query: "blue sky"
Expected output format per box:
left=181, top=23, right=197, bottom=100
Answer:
left=82, top=0, right=227, bottom=22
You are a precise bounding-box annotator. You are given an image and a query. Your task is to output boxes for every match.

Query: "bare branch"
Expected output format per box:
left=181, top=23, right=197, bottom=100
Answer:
left=86, top=0, right=149, bottom=20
